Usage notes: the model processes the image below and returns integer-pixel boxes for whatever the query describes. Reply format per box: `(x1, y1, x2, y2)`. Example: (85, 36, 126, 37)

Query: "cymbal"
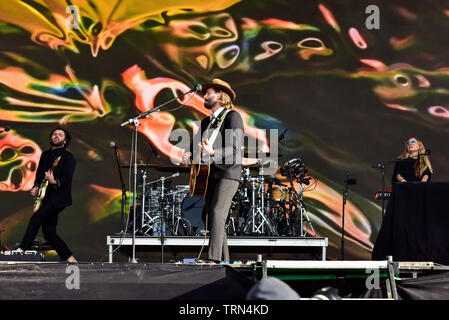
(120, 163, 190, 172)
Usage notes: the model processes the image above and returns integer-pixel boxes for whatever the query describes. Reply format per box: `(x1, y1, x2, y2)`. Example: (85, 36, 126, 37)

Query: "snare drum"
(271, 187, 289, 201)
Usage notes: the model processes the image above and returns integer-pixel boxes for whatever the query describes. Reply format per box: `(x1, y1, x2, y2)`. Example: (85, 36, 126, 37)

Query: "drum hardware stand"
(226, 216, 236, 235)
(168, 187, 192, 236)
(167, 187, 187, 235)
(286, 171, 316, 237)
(297, 184, 316, 237)
(120, 85, 200, 263)
(173, 215, 192, 236)
(139, 170, 158, 236)
(248, 162, 275, 235)
(225, 204, 237, 235)
(265, 182, 272, 219)
(235, 167, 250, 235)
(159, 176, 166, 264)
(168, 191, 176, 232)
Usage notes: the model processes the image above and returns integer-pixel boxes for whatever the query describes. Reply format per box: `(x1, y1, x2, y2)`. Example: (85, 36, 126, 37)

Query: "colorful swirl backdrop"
(1, 0, 448, 261)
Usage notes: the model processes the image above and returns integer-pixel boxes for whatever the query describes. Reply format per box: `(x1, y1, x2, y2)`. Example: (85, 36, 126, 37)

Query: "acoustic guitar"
(189, 155, 210, 198)
(188, 109, 230, 198)
(32, 156, 61, 213)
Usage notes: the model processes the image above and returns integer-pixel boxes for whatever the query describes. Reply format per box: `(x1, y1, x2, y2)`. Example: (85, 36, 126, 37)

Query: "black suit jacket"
(34, 148, 76, 208)
(191, 109, 244, 182)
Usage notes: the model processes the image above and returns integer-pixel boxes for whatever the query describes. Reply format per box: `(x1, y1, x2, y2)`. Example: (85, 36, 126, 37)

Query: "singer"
(392, 137, 433, 183)
(182, 79, 243, 263)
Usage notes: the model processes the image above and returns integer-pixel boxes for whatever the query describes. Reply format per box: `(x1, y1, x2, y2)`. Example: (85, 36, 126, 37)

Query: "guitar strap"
(207, 109, 231, 147)
(196, 109, 230, 164)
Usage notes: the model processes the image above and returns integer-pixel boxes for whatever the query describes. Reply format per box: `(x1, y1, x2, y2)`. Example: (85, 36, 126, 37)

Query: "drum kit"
(123, 157, 316, 238)
(231, 158, 316, 237)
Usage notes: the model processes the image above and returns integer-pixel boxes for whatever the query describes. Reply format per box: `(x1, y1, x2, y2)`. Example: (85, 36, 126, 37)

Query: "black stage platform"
(0, 262, 254, 300)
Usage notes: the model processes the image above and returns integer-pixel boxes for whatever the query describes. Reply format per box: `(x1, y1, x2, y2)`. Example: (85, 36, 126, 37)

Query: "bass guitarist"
(182, 79, 243, 263)
(15, 127, 77, 263)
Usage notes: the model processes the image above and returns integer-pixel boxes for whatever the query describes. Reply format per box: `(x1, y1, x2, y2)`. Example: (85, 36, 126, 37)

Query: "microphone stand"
(341, 174, 356, 260)
(380, 163, 387, 218)
(120, 88, 198, 263)
(112, 146, 127, 233)
(372, 159, 396, 218)
(341, 177, 349, 261)
(286, 170, 298, 236)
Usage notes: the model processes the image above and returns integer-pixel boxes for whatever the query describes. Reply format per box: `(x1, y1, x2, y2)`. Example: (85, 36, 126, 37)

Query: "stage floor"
(106, 235, 328, 263)
(1, 260, 448, 300)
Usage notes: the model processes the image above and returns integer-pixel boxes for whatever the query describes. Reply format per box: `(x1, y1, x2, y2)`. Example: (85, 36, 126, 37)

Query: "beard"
(50, 139, 65, 147)
(204, 98, 216, 109)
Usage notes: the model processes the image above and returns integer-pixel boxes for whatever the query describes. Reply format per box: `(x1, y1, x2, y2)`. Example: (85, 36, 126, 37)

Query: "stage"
(1, 259, 449, 300)
(106, 235, 328, 263)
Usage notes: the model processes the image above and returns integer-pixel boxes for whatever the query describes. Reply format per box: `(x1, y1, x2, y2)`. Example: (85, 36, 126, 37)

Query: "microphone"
(110, 141, 118, 151)
(416, 149, 431, 158)
(188, 84, 202, 93)
(279, 128, 288, 141)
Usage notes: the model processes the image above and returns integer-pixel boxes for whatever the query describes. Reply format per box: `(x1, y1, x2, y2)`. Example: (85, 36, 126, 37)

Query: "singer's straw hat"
(201, 78, 236, 102)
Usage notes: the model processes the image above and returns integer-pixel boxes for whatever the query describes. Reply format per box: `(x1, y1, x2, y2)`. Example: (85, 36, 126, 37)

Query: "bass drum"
(181, 195, 206, 236)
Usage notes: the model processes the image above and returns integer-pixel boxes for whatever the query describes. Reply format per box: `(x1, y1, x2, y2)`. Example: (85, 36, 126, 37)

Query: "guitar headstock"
(52, 156, 61, 168)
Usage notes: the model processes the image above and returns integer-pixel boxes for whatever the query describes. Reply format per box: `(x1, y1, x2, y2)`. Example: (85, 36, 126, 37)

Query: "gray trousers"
(204, 178, 239, 262)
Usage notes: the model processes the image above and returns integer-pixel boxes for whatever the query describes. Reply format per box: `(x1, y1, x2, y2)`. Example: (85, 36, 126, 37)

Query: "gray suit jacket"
(191, 109, 244, 182)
